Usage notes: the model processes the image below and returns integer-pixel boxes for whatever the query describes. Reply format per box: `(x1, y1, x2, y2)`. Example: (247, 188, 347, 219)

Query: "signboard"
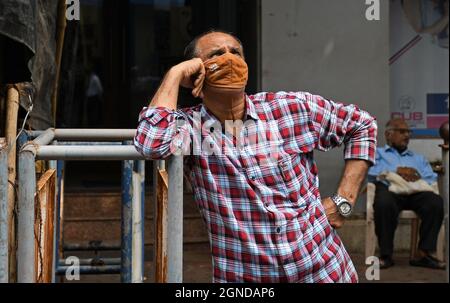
(390, 0, 449, 137)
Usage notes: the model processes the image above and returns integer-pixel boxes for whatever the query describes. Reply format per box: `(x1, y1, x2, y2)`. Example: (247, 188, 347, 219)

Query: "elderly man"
(135, 30, 377, 283)
(368, 118, 444, 269)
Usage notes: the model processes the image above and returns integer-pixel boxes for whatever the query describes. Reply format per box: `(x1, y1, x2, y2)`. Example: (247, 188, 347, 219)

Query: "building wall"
(261, 0, 390, 212)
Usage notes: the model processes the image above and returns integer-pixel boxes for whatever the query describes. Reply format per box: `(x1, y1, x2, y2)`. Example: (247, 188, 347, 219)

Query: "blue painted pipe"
(54, 160, 64, 283)
(121, 156, 133, 283)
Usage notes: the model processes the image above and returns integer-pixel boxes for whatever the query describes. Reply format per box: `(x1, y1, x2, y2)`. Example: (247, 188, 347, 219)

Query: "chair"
(365, 182, 445, 261)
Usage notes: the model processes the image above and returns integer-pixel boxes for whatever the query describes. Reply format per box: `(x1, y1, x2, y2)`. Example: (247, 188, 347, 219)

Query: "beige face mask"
(203, 52, 249, 89)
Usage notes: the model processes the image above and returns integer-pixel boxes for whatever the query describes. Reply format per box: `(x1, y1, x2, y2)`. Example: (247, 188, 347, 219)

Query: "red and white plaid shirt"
(135, 91, 377, 283)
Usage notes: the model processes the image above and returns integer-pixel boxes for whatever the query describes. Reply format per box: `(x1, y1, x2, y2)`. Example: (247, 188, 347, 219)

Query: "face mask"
(203, 52, 248, 89)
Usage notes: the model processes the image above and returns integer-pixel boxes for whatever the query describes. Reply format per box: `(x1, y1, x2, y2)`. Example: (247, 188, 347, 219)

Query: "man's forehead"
(390, 120, 409, 129)
(197, 33, 241, 50)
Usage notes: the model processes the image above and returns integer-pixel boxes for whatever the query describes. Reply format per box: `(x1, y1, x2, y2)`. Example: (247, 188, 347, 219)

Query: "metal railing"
(1, 128, 183, 283)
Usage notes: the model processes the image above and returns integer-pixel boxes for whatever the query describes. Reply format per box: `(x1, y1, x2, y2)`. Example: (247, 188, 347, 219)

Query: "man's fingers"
(193, 73, 204, 88)
(192, 72, 205, 98)
(329, 215, 344, 229)
(177, 58, 205, 90)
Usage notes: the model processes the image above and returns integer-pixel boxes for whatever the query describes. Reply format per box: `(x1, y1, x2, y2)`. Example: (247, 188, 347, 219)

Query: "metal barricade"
(0, 129, 183, 283)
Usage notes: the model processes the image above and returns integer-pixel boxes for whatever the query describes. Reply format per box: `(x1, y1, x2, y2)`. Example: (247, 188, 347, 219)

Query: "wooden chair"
(365, 182, 445, 261)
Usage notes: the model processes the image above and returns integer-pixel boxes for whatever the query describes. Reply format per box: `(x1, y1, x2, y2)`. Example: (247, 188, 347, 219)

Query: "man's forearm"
(149, 67, 182, 110)
(337, 159, 370, 205)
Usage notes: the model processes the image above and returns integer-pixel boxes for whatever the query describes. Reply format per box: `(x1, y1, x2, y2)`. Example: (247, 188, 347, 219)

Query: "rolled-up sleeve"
(134, 106, 192, 160)
(306, 94, 378, 165)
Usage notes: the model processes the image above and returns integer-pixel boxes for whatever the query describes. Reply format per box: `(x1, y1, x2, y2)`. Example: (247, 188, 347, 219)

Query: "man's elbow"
(133, 136, 172, 160)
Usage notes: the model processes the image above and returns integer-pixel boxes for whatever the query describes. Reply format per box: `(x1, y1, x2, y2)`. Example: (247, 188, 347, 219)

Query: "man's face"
(386, 120, 412, 151)
(195, 32, 245, 63)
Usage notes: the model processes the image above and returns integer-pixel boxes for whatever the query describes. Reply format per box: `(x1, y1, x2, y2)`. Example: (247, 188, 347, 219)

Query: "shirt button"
(276, 227, 281, 234)
(264, 203, 270, 208)
(250, 175, 256, 181)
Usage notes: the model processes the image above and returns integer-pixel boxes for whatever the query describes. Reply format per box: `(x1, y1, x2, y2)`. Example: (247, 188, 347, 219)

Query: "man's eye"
(210, 51, 223, 58)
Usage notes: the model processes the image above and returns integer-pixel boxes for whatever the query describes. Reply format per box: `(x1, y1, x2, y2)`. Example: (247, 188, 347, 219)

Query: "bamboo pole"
(5, 86, 19, 282)
(52, 0, 67, 126)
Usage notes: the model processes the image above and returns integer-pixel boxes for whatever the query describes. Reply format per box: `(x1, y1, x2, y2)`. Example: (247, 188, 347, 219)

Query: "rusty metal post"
(154, 160, 168, 282)
(5, 86, 19, 282)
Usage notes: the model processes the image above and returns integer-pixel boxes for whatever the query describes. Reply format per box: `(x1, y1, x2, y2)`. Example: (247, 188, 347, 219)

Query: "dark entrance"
(59, 0, 260, 190)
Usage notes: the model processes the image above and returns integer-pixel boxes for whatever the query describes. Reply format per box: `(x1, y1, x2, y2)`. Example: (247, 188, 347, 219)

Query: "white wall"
(261, 0, 390, 212)
(409, 139, 443, 162)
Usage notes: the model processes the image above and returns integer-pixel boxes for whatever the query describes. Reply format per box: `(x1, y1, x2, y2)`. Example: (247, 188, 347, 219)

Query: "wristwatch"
(331, 194, 353, 218)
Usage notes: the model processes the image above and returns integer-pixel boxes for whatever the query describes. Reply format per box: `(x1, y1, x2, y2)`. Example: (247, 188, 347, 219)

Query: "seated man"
(368, 118, 444, 269)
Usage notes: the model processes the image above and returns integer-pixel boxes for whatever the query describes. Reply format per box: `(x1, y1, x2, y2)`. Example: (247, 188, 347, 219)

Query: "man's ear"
(385, 130, 391, 142)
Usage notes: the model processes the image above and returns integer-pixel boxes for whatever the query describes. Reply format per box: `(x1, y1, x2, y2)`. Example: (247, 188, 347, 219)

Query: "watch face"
(339, 202, 352, 216)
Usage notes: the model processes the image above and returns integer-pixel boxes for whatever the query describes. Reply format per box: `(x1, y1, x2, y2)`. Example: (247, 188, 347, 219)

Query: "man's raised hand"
(173, 58, 205, 98)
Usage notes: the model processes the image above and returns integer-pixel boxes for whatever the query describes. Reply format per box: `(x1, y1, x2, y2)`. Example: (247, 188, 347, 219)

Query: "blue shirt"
(368, 145, 437, 185)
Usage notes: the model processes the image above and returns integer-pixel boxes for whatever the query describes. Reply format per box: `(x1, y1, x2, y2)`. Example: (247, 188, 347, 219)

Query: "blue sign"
(427, 94, 449, 115)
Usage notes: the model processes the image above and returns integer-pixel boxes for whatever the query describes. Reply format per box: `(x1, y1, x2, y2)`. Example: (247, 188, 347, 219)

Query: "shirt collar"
(385, 144, 413, 156)
(200, 94, 260, 122)
(245, 95, 260, 121)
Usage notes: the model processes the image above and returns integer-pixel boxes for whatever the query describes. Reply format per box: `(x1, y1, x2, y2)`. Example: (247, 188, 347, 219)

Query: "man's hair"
(183, 29, 244, 60)
(385, 118, 407, 130)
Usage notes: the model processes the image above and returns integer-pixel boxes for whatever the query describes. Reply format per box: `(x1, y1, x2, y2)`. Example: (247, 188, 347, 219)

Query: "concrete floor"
(61, 243, 447, 283)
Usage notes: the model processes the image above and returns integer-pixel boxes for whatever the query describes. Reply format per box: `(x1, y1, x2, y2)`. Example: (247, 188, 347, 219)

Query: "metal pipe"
(121, 159, 133, 283)
(131, 160, 145, 283)
(63, 242, 121, 251)
(140, 160, 146, 282)
(36, 145, 146, 161)
(27, 129, 136, 141)
(58, 258, 121, 266)
(17, 146, 37, 282)
(54, 129, 136, 141)
(57, 142, 123, 146)
(32, 129, 55, 146)
(441, 145, 449, 283)
(56, 265, 121, 275)
(24, 130, 42, 139)
(0, 140, 8, 283)
(49, 141, 58, 284)
(152, 160, 159, 281)
(439, 122, 449, 283)
(167, 156, 183, 283)
(54, 160, 65, 283)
